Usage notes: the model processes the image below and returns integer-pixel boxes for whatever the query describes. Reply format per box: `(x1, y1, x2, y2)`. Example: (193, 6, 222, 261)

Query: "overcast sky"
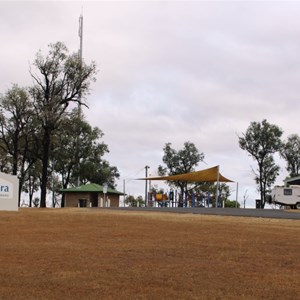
(1, 1, 300, 207)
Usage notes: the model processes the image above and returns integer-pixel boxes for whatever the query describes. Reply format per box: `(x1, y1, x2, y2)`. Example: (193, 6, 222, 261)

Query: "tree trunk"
(12, 129, 20, 176)
(177, 186, 184, 207)
(61, 194, 65, 208)
(60, 179, 69, 208)
(29, 193, 33, 207)
(259, 164, 264, 209)
(40, 129, 51, 208)
(18, 181, 22, 207)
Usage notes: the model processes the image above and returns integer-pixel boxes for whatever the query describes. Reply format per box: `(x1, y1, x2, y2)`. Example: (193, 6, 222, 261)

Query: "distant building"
(60, 183, 124, 208)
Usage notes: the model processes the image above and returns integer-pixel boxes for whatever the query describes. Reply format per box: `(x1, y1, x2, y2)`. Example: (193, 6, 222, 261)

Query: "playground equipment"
(148, 190, 216, 208)
(139, 166, 234, 208)
(154, 193, 169, 207)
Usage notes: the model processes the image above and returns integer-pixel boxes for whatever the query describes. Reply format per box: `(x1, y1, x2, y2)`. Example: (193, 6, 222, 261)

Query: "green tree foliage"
(0, 42, 120, 208)
(158, 141, 204, 206)
(0, 84, 38, 205)
(28, 42, 97, 207)
(280, 134, 300, 177)
(124, 195, 145, 207)
(225, 200, 240, 208)
(0, 142, 10, 173)
(50, 108, 119, 207)
(22, 161, 42, 207)
(254, 155, 280, 205)
(239, 119, 283, 208)
(79, 159, 119, 187)
(52, 109, 105, 186)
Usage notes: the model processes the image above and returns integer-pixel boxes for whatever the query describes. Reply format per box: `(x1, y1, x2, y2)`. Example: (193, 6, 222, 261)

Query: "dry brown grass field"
(0, 208, 299, 300)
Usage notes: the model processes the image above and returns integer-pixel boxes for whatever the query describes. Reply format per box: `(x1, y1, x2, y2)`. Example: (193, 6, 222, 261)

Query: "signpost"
(103, 183, 108, 207)
(0, 172, 19, 211)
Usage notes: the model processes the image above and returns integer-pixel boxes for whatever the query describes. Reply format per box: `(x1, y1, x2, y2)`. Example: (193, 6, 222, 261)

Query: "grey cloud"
(2, 1, 300, 206)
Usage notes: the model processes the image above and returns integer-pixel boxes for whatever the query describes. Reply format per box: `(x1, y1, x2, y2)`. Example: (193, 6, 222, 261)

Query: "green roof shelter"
(60, 183, 124, 208)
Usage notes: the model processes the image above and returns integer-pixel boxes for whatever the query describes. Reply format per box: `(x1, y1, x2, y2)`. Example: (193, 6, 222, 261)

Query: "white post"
(103, 183, 108, 207)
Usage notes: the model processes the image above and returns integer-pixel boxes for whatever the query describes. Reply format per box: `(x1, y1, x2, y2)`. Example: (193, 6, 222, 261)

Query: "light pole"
(236, 182, 239, 208)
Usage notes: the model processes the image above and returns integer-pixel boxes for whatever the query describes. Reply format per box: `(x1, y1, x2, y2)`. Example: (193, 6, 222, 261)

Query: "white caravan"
(270, 186, 300, 209)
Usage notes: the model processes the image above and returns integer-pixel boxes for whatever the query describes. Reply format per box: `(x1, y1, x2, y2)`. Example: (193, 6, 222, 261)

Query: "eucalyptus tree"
(0, 85, 31, 173)
(50, 108, 94, 191)
(78, 153, 120, 187)
(239, 119, 283, 208)
(124, 195, 145, 207)
(0, 84, 38, 205)
(0, 142, 10, 173)
(51, 109, 119, 206)
(280, 134, 300, 177)
(255, 155, 280, 206)
(22, 160, 42, 207)
(158, 141, 204, 206)
(29, 42, 97, 207)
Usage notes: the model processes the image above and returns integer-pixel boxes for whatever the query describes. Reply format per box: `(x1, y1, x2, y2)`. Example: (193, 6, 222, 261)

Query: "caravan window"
(283, 188, 292, 196)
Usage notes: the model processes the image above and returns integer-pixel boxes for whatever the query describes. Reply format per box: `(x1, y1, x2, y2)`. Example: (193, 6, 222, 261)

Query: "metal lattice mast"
(77, 13, 83, 186)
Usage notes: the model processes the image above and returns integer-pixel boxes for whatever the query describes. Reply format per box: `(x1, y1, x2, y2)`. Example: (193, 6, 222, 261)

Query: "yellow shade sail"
(138, 166, 233, 183)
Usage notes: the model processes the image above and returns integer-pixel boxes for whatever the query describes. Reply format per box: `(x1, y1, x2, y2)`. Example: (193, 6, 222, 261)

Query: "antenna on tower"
(78, 12, 83, 113)
(79, 13, 83, 64)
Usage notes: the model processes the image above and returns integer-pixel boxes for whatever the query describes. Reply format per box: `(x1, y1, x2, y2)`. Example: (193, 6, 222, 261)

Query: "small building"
(60, 183, 124, 208)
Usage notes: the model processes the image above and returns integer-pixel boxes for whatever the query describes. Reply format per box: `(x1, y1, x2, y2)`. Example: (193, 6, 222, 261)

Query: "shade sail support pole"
(216, 165, 220, 208)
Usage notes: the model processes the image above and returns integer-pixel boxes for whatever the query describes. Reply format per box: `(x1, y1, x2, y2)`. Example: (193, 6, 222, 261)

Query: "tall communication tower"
(77, 13, 83, 186)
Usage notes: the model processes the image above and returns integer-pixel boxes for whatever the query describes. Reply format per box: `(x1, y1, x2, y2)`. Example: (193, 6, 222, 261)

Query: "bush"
(225, 200, 240, 208)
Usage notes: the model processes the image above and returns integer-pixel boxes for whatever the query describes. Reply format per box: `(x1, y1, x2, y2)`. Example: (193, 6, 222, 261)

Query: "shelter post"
(145, 165, 149, 207)
(216, 165, 220, 208)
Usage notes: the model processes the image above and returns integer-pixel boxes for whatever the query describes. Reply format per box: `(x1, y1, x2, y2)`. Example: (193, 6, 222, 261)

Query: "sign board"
(0, 172, 19, 211)
(103, 183, 108, 194)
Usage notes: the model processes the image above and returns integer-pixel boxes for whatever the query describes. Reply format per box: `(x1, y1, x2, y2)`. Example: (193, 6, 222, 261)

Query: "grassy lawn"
(0, 208, 299, 299)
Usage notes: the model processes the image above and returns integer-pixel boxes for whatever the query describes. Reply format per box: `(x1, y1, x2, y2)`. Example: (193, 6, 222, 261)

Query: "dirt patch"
(0, 208, 299, 299)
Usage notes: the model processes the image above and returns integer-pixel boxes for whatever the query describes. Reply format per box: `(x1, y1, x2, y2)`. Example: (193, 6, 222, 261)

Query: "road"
(109, 207, 300, 220)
